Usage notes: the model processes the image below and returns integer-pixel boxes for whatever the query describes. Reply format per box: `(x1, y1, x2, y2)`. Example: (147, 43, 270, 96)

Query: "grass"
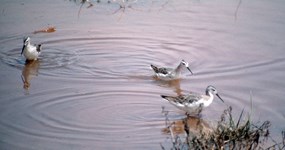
(161, 106, 285, 150)
(70, 0, 171, 20)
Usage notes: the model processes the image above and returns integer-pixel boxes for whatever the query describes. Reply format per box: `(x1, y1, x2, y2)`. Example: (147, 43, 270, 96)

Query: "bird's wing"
(162, 94, 199, 104)
(157, 67, 169, 74)
(36, 44, 41, 52)
(181, 94, 201, 104)
(151, 65, 169, 74)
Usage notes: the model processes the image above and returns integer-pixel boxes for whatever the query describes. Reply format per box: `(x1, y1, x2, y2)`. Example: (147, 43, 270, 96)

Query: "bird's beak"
(216, 94, 224, 103)
(21, 45, 25, 55)
(186, 67, 193, 75)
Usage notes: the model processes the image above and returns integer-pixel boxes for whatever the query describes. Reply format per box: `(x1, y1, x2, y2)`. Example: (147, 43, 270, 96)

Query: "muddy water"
(0, 0, 285, 149)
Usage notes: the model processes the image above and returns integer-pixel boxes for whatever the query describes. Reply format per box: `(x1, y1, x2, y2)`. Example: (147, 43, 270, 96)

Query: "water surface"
(0, 0, 285, 149)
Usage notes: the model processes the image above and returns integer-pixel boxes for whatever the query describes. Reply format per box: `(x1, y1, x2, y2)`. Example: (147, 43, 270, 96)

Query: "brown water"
(0, 0, 285, 149)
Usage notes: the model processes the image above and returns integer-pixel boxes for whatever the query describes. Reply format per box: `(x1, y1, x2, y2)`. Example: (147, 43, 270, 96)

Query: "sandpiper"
(161, 85, 224, 115)
(151, 60, 193, 80)
(21, 37, 41, 61)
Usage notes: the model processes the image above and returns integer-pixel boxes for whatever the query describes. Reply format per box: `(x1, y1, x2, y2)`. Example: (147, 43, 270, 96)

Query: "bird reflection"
(153, 77, 182, 96)
(21, 60, 40, 90)
(162, 116, 213, 137)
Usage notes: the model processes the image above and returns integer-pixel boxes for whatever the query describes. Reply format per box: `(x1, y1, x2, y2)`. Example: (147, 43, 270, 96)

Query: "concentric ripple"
(35, 34, 191, 80)
(0, 37, 78, 70)
(0, 86, 168, 149)
(1, 0, 285, 149)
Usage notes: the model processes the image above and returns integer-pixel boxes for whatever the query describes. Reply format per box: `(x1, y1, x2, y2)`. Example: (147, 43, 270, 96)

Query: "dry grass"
(162, 106, 285, 150)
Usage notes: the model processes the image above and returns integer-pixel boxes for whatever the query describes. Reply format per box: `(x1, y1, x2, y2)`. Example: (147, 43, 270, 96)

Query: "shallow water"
(0, 0, 285, 149)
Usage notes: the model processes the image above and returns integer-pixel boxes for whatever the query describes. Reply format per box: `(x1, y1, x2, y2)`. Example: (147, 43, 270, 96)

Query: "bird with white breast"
(21, 37, 42, 61)
(151, 59, 193, 80)
(161, 85, 224, 116)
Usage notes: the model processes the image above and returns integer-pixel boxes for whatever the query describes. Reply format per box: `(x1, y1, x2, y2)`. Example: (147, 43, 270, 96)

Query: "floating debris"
(33, 26, 56, 34)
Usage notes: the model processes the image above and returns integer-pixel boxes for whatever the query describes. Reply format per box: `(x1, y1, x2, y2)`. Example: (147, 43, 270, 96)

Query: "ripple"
(39, 34, 191, 80)
(0, 47, 25, 69)
(0, 33, 194, 81)
(38, 47, 78, 69)
(0, 87, 166, 148)
(1, 0, 285, 149)
(29, 90, 163, 128)
(0, 40, 78, 70)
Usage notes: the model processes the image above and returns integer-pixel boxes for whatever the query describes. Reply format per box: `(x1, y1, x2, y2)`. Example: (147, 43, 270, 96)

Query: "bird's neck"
(174, 63, 183, 73)
(204, 92, 214, 107)
(26, 44, 32, 51)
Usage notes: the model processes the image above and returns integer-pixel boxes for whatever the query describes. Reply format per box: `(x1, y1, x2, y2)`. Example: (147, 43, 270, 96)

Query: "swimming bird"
(161, 85, 224, 115)
(151, 60, 193, 80)
(21, 37, 42, 61)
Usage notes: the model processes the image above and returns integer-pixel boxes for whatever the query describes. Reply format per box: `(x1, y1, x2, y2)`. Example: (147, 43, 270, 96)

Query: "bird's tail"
(161, 95, 176, 102)
(150, 64, 159, 73)
(37, 44, 42, 52)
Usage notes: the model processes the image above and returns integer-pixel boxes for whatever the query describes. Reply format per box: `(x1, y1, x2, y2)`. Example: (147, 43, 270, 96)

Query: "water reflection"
(0, 0, 284, 149)
(153, 77, 182, 95)
(162, 116, 213, 137)
(68, 0, 169, 19)
(21, 60, 40, 90)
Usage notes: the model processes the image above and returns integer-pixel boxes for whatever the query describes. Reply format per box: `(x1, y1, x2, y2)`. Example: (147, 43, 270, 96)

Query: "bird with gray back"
(150, 60, 193, 80)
